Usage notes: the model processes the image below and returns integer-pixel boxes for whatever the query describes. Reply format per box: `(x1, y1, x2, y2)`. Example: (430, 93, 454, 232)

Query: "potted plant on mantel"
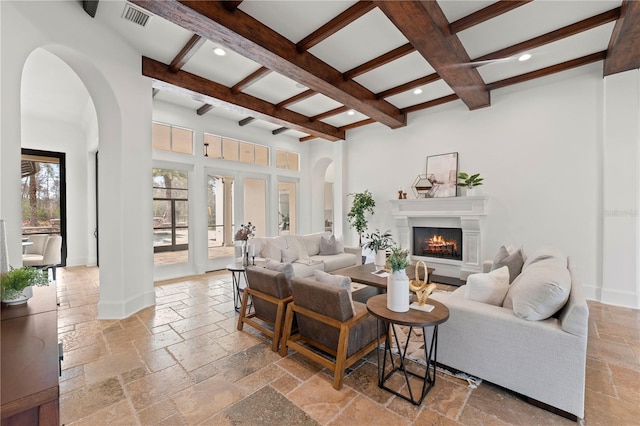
(347, 190, 376, 256)
(1, 266, 49, 305)
(457, 172, 484, 196)
(386, 245, 411, 313)
(363, 229, 394, 270)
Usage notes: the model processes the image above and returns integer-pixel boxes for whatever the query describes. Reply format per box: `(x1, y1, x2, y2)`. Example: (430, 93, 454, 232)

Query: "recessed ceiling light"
(413, 88, 423, 95)
(518, 53, 531, 62)
(347, 110, 355, 116)
(213, 47, 226, 56)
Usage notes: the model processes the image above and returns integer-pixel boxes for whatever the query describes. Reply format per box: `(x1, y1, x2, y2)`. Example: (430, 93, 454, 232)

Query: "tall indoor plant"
(347, 190, 376, 248)
(386, 245, 410, 312)
(364, 229, 394, 270)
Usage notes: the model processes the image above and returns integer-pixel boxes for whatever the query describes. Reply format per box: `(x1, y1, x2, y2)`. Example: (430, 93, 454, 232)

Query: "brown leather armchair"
(279, 276, 383, 390)
(237, 266, 293, 352)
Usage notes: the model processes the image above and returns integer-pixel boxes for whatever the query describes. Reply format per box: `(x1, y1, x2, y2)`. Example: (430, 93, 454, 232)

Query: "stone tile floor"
(56, 266, 640, 425)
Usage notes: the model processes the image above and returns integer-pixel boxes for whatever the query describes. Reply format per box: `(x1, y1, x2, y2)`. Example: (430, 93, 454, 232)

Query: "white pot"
(387, 270, 410, 312)
(374, 250, 387, 270)
(466, 187, 477, 196)
(2, 285, 33, 305)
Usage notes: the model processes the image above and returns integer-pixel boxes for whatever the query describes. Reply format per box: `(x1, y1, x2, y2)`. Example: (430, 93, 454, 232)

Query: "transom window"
(204, 133, 269, 166)
(152, 122, 193, 155)
(276, 150, 299, 171)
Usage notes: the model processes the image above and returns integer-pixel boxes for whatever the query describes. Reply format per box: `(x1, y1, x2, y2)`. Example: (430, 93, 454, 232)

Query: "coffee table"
(367, 294, 449, 405)
(333, 262, 434, 291)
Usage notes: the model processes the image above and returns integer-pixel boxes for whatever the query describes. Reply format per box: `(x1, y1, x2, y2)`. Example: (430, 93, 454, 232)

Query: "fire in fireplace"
(413, 227, 462, 261)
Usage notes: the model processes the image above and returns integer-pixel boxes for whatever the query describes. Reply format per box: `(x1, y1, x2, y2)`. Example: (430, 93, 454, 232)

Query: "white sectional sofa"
(429, 248, 589, 420)
(248, 232, 361, 277)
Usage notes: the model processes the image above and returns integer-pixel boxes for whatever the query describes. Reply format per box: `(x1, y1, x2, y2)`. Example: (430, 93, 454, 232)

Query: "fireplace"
(413, 227, 462, 261)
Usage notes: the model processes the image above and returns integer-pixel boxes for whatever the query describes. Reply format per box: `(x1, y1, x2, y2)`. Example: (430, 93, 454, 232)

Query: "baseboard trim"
(97, 290, 155, 319)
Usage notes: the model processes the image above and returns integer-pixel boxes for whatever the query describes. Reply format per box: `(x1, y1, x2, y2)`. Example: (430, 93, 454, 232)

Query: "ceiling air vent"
(121, 3, 152, 27)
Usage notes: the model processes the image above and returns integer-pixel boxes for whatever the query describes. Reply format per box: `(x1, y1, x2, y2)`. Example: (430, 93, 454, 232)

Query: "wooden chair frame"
(237, 286, 293, 352)
(279, 301, 382, 390)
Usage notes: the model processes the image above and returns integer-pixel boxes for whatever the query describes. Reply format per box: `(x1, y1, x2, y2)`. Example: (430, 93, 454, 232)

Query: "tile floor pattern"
(55, 267, 640, 425)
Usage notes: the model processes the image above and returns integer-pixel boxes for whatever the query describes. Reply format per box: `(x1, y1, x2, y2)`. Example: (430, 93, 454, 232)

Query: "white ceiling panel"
(321, 110, 369, 128)
(437, 0, 494, 23)
(353, 51, 436, 94)
(97, 0, 193, 65)
(239, 1, 357, 44)
(154, 91, 202, 110)
(249, 120, 282, 131)
(478, 23, 615, 84)
(386, 80, 455, 109)
(183, 39, 262, 88)
(309, 8, 408, 72)
(242, 72, 307, 104)
(457, 0, 622, 59)
(207, 108, 247, 123)
(286, 94, 343, 117)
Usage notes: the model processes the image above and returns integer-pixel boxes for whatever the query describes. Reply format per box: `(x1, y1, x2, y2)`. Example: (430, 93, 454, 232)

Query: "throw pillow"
(503, 258, 571, 321)
(262, 242, 283, 262)
(522, 246, 566, 270)
(281, 246, 299, 263)
(314, 269, 356, 316)
(491, 246, 525, 283)
(265, 259, 294, 281)
(465, 266, 510, 306)
(319, 234, 339, 255)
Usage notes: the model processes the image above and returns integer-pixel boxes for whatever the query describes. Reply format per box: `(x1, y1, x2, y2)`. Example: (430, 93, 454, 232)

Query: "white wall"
(330, 63, 639, 308)
(1, 0, 154, 319)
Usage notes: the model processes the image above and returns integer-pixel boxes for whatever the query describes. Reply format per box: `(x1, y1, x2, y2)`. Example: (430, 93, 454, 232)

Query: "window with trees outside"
(153, 168, 189, 266)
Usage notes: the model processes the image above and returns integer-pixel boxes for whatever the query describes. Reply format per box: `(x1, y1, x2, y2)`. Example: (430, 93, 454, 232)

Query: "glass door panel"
(243, 178, 266, 237)
(207, 175, 235, 260)
(278, 181, 296, 236)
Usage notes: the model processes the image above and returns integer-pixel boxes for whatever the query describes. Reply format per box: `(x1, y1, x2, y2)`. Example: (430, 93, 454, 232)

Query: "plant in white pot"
(457, 172, 483, 196)
(363, 229, 394, 270)
(1, 266, 49, 305)
(386, 245, 411, 312)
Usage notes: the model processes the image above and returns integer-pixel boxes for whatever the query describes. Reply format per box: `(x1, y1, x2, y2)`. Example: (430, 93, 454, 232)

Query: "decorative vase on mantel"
(387, 270, 410, 312)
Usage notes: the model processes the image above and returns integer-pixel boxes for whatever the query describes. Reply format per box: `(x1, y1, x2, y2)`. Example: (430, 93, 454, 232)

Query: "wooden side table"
(366, 294, 449, 405)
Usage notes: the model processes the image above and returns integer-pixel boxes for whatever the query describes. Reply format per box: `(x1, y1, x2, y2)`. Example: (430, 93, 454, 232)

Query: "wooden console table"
(1, 284, 59, 426)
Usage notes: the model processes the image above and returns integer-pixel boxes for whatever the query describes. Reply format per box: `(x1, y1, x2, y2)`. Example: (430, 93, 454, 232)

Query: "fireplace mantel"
(389, 196, 488, 280)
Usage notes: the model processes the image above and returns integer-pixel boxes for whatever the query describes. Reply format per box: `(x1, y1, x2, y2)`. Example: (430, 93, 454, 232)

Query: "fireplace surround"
(390, 197, 488, 280)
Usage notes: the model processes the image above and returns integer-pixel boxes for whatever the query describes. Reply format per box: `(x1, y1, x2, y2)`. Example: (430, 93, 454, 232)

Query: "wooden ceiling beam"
(231, 66, 271, 94)
(338, 118, 375, 132)
(222, 1, 243, 12)
(82, 0, 100, 18)
(272, 127, 289, 135)
(143, 57, 344, 141)
(450, 0, 532, 34)
(604, 0, 640, 76)
(276, 89, 315, 110)
(296, 1, 375, 52)
(376, 73, 441, 99)
(311, 106, 350, 122)
(400, 94, 459, 114)
(474, 8, 621, 64)
(344, 43, 415, 80)
(169, 34, 205, 72)
(487, 51, 606, 91)
(376, 1, 490, 110)
(238, 117, 255, 126)
(130, 0, 406, 129)
(197, 104, 214, 115)
(152, 88, 159, 97)
(299, 135, 317, 143)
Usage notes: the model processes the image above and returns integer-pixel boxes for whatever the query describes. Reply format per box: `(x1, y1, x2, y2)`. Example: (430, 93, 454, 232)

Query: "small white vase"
(374, 250, 387, 270)
(2, 285, 33, 305)
(387, 270, 410, 312)
(466, 187, 476, 196)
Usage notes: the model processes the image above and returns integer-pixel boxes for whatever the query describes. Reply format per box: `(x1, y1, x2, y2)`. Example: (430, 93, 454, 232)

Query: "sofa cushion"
(491, 246, 525, 283)
(291, 261, 324, 278)
(265, 260, 294, 281)
(465, 266, 510, 306)
(503, 258, 571, 321)
(261, 237, 287, 261)
(301, 232, 329, 256)
(285, 236, 310, 262)
(312, 253, 358, 272)
(320, 234, 340, 255)
(281, 246, 299, 263)
(314, 269, 356, 316)
(522, 246, 566, 270)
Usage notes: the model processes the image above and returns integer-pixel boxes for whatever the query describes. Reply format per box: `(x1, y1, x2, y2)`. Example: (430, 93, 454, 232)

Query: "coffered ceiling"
(89, 0, 639, 142)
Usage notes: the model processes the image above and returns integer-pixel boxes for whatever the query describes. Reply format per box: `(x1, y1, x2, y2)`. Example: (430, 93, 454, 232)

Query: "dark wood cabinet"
(1, 285, 59, 426)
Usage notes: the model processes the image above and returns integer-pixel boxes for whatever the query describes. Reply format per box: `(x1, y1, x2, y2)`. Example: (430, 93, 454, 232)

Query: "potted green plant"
(347, 190, 376, 248)
(1, 266, 49, 305)
(386, 245, 411, 312)
(457, 172, 484, 196)
(364, 229, 394, 269)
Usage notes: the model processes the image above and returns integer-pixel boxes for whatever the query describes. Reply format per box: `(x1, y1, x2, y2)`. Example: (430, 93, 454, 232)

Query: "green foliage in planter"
(363, 229, 394, 252)
(1, 266, 49, 300)
(457, 172, 484, 188)
(387, 245, 410, 273)
(347, 190, 376, 246)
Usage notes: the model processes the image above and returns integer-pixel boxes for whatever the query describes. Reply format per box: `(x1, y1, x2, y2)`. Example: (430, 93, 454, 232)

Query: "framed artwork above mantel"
(426, 152, 458, 198)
